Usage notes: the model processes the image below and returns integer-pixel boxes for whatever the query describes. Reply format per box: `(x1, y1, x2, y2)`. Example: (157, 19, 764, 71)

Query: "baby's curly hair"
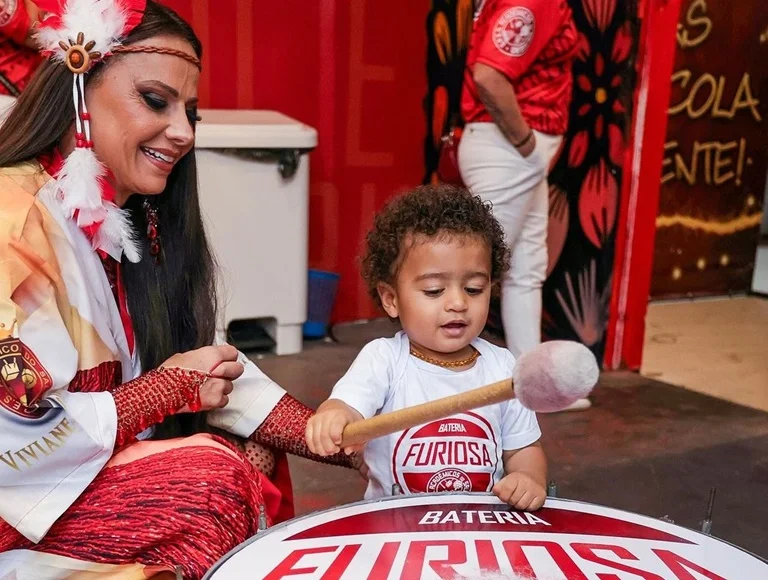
(361, 184, 510, 308)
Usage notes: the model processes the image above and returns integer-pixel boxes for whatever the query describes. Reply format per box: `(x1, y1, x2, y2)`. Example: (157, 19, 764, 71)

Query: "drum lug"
(546, 480, 557, 498)
(258, 504, 269, 532)
(659, 515, 675, 524)
(391, 483, 403, 496)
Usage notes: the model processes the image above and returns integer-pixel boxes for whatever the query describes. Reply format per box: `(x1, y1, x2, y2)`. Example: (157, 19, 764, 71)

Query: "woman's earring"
(143, 198, 161, 264)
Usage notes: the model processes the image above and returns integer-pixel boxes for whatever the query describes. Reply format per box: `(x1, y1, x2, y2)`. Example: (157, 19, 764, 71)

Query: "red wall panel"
(164, 0, 429, 321)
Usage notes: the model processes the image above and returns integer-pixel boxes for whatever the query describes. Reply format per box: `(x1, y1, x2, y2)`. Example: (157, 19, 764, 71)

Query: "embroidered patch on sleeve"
(493, 6, 536, 57)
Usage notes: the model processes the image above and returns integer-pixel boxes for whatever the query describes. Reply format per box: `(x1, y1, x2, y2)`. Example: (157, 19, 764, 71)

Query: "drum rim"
(203, 492, 768, 578)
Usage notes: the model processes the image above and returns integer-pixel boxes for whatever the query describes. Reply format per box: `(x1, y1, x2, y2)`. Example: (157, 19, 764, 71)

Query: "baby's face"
(384, 233, 492, 357)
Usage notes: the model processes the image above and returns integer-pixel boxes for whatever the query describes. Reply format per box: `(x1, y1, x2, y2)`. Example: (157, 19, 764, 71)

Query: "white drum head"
(205, 493, 767, 579)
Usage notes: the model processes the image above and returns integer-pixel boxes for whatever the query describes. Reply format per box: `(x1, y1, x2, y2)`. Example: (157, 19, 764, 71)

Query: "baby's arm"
(492, 441, 548, 511)
(306, 338, 397, 458)
(306, 399, 364, 456)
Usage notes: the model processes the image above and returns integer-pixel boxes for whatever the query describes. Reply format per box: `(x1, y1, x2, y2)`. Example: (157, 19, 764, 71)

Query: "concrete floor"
(253, 319, 768, 560)
(642, 296, 768, 412)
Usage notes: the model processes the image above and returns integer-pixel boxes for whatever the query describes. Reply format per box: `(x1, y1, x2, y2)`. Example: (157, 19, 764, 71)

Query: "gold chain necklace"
(409, 345, 480, 368)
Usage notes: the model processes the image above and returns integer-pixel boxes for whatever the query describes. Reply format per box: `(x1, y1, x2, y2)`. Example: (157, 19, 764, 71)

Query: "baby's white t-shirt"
(330, 331, 541, 500)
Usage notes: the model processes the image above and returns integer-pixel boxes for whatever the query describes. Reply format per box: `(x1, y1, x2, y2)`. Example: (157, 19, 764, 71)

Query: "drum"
(205, 493, 767, 579)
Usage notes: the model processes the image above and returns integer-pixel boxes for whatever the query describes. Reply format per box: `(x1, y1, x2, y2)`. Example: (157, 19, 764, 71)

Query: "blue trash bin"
(303, 269, 340, 338)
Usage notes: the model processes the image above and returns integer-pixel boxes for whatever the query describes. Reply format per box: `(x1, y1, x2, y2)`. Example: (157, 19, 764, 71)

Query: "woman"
(0, 1, 349, 577)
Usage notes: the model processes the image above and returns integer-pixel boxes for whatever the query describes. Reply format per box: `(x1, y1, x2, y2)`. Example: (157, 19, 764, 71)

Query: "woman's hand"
(162, 345, 244, 412)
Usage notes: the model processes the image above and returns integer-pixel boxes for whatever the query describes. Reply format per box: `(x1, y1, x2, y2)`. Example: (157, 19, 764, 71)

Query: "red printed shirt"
(0, 39, 40, 95)
(0, 0, 40, 96)
(461, 0, 578, 135)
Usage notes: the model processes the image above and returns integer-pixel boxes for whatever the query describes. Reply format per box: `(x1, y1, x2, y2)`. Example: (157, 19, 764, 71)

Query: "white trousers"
(458, 122, 562, 357)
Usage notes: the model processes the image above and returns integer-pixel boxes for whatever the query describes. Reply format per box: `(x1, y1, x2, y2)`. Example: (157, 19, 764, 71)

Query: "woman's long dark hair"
(0, 1, 215, 438)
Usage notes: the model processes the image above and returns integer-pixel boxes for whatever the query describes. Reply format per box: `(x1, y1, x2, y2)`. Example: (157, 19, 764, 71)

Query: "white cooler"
(195, 110, 317, 355)
(753, 245, 768, 295)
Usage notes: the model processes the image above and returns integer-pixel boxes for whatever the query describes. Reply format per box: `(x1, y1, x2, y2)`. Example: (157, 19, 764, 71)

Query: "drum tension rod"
(701, 486, 716, 535)
(258, 505, 269, 532)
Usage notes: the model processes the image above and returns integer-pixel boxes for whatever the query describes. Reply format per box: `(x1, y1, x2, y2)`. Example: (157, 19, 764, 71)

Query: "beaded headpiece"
(33, 0, 201, 262)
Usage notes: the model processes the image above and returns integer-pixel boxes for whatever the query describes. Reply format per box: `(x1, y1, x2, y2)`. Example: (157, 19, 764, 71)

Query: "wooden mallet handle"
(339, 378, 514, 448)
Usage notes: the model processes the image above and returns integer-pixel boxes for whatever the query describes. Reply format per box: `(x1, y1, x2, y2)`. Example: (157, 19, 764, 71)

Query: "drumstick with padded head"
(339, 340, 598, 448)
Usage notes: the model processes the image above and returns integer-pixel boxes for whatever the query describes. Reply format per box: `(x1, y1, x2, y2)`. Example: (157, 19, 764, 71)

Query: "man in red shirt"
(0, 0, 41, 117)
(459, 0, 578, 359)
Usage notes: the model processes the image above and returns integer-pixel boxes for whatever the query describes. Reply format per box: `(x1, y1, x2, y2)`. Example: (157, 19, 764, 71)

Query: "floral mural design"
(547, 183, 570, 276)
(579, 159, 619, 250)
(543, 0, 639, 361)
(424, 0, 473, 184)
(554, 259, 612, 347)
(569, 20, 632, 170)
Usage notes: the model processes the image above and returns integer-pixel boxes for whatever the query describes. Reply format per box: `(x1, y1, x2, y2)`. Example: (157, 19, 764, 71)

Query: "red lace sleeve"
(251, 393, 355, 468)
(112, 366, 208, 447)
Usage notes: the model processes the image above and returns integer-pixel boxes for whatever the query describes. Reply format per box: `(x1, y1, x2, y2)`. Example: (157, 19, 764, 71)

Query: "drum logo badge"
(426, 468, 472, 493)
(493, 7, 535, 57)
(0, 323, 52, 418)
(393, 413, 498, 494)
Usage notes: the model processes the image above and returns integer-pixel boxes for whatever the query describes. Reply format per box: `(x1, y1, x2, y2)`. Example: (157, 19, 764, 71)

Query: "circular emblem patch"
(0, 338, 52, 418)
(0, 0, 19, 28)
(426, 468, 473, 492)
(493, 6, 535, 57)
(392, 414, 498, 494)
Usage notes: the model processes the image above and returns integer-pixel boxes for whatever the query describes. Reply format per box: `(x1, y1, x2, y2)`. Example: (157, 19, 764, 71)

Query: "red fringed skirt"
(0, 434, 283, 579)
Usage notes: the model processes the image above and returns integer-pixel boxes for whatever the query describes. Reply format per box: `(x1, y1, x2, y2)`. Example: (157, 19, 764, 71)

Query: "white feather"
(36, 0, 129, 59)
(77, 206, 108, 227)
(56, 147, 105, 221)
(94, 201, 141, 263)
